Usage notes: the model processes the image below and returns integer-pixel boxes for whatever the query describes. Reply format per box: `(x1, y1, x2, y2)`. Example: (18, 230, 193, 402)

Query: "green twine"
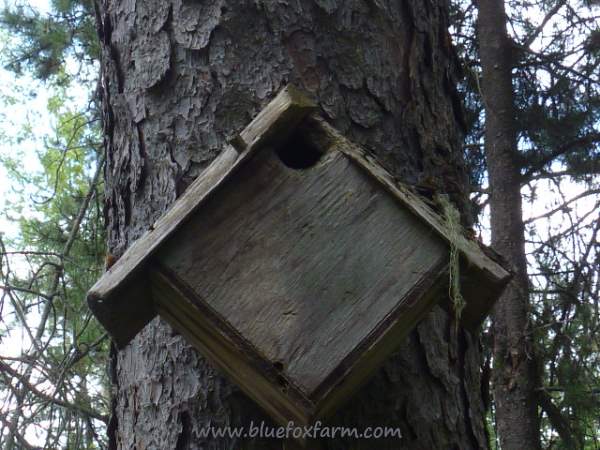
(436, 194, 466, 328)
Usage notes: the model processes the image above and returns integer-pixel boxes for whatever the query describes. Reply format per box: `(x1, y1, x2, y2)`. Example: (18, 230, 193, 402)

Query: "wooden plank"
(87, 86, 316, 344)
(157, 145, 449, 395)
(231, 85, 317, 151)
(87, 144, 238, 343)
(87, 273, 155, 349)
(314, 262, 447, 418)
(454, 265, 506, 329)
(301, 116, 511, 296)
(151, 268, 315, 426)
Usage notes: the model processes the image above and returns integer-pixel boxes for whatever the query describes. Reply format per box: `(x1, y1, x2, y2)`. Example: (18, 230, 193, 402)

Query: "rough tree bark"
(477, 1, 541, 449)
(96, 1, 489, 448)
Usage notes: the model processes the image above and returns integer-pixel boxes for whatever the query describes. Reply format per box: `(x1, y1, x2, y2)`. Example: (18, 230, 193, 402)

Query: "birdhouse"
(88, 86, 510, 428)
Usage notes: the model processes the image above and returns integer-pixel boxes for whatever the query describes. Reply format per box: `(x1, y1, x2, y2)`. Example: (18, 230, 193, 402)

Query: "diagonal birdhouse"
(88, 85, 510, 427)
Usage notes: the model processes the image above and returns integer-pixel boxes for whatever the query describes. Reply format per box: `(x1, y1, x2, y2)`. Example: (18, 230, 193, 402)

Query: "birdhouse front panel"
(154, 141, 448, 400)
(88, 85, 510, 429)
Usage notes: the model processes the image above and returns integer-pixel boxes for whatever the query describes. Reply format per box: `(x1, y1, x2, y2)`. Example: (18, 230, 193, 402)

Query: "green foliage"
(1, 0, 99, 82)
(451, 0, 600, 448)
(0, 87, 107, 448)
(0, 1, 105, 448)
(453, 0, 600, 188)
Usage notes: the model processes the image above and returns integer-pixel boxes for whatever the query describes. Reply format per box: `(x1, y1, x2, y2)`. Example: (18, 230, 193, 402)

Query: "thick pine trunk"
(97, 1, 488, 448)
(477, 1, 541, 449)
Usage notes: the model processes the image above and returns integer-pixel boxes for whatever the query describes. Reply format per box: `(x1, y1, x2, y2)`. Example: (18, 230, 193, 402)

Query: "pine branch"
(521, 0, 568, 50)
(537, 389, 580, 448)
(521, 133, 600, 181)
(0, 360, 108, 423)
(0, 411, 42, 450)
(524, 189, 600, 224)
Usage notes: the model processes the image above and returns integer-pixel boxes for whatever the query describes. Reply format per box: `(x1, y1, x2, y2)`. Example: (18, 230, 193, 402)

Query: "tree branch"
(521, 0, 568, 50)
(0, 360, 108, 423)
(521, 133, 600, 181)
(537, 389, 580, 448)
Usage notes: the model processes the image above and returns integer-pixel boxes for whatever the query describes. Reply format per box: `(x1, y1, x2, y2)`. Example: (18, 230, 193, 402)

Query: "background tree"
(0, 89, 108, 449)
(452, 0, 600, 447)
(478, 0, 541, 448)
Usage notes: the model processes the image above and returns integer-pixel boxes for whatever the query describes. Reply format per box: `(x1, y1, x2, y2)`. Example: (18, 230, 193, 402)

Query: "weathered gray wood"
(314, 263, 447, 419)
(87, 84, 512, 440)
(301, 116, 511, 328)
(89, 85, 508, 348)
(87, 274, 155, 349)
(307, 115, 510, 286)
(87, 86, 316, 345)
(87, 145, 238, 346)
(156, 146, 449, 397)
(154, 259, 449, 427)
(231, 85, 317, 151)
(89, 143, 236, 302)
(151, 268, 314, 426)
(88, 82, 510, 426)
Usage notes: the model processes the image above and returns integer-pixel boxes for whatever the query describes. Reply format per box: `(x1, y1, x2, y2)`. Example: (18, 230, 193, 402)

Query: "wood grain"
(87, 86, 316, 345)
(307, 116, 510, 284)
(89, 88, 509, 347)
(302, 115, 511, 328)
(156, 146, 449, 395)
(151, 268, 314, 426)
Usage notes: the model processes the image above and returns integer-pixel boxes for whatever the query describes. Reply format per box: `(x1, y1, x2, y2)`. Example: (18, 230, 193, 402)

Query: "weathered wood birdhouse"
(88, 86, 510, 427)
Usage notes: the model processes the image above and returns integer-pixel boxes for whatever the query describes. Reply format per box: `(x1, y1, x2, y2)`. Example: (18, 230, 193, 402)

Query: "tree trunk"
(477, 1, 541, 449)
(97, 1, 488, 448)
